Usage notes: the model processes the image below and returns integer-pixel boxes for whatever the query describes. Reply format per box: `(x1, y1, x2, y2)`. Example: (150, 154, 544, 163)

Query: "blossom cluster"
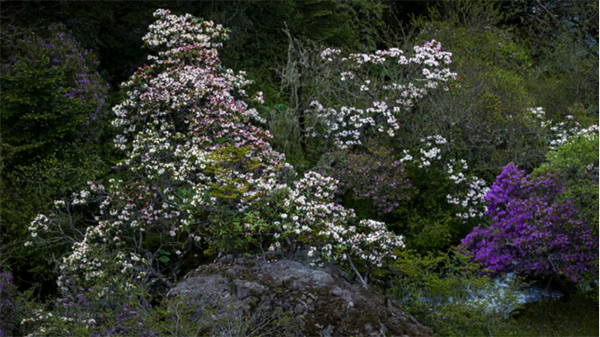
(309, 41, 457, 149)
(461, 163, 598, 282)
(445, 159, 489, 220)
(406, 136, 489, 221)
(527, 107, 599, 150)
(271, 171, 405, 269)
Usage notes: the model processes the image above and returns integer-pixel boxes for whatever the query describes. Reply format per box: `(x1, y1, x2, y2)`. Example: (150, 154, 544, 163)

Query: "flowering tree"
(307, 40, 456, 149)
(295, 39, 488, 222)
(28, 9, 404, 299)
(460, 162, 598, 282)
(28, 9, 288, 293)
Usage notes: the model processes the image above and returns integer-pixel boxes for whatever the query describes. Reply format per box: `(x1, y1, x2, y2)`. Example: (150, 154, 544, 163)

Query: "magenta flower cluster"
(461, 162, 598, 282)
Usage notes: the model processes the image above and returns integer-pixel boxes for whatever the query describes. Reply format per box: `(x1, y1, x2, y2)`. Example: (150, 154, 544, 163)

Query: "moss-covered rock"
(168, 259, 432, 336)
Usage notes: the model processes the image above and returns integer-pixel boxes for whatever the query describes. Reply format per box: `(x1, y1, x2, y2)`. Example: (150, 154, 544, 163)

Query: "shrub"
(461, 162, 598, 283)
(385, 250, 520, 337)
(0, 23, 109, 167)
(532, 135, 599, 231)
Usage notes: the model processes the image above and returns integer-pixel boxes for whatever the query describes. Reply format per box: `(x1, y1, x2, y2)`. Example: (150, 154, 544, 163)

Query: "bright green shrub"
(412, 9, 550, 178)
(385, 250, 521, 337)
(532, 135, 599, 231)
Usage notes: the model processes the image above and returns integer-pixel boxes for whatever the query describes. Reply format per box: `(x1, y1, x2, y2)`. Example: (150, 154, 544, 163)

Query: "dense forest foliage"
(1, 1, 598, 335)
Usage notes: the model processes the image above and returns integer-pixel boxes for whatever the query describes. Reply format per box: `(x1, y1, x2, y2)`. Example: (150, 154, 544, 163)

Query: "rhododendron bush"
(460, 162, 598, 282)
(27, 9, 403, 296)
(1, 23, 109, 164)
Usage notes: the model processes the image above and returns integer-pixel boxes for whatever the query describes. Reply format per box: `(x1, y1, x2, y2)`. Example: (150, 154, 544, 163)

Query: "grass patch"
(493, 292, 599, 337)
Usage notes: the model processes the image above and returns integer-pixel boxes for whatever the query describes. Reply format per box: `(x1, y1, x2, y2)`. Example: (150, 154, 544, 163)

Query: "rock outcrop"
(168, 259, 432, 336)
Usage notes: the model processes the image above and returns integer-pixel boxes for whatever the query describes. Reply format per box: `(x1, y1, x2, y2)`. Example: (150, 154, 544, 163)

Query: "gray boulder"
(168, 259, 432, 337)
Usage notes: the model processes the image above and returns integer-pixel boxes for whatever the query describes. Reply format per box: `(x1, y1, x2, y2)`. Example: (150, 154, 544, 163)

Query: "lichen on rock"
(168, 259, 432, 336)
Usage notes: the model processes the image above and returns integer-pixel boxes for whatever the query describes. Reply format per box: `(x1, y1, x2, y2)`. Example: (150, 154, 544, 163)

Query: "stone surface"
(168, 259, 432, 336)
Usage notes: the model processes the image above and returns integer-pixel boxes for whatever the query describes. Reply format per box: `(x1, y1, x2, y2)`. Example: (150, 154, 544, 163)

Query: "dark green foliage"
(0, 146, 109, 294)
(388, 162, 475, 253)
(501, 0, 598, 119)
(1, 1, 178, 87)
(0, 23, 111, 293)
(490, 292, 599, 337)
(0, 24, 109, 167)
(526, 31, 599, 120)
(412, 4, 549, 178)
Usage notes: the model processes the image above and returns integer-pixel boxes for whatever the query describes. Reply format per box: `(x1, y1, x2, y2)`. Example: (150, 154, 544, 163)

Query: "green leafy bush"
(385, 250, 521, 337)
(412, 6, 551, 178)
(532, 135, 599, 227)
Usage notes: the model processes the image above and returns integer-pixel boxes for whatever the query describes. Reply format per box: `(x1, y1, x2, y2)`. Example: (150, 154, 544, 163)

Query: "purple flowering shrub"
(331, 139, 411, 214)
(0, 23, 111, 292)
(18, 259, 158, 336)
(0, 273, 15, 337)
(461, 162, 598, 282)
(0, 23, 109, 164)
